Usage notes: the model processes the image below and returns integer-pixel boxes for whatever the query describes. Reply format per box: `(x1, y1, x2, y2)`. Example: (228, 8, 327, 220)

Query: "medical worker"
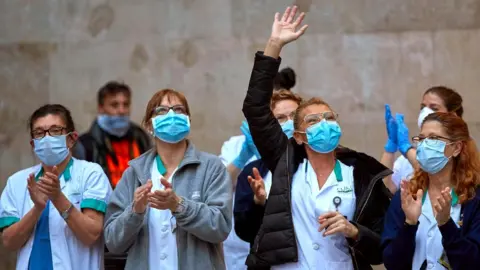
(381, 86, 464, 194)
(234, 89, 302, 245)
(104, 89, 232, 270)
(241, 6, 392, 269)
(382, 112, 480, 270)
(0, 104, 112, 270)
(221, 63, 298, 270)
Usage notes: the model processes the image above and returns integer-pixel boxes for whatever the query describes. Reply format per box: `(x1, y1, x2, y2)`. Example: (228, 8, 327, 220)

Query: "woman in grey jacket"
(103, 88, 232, 270)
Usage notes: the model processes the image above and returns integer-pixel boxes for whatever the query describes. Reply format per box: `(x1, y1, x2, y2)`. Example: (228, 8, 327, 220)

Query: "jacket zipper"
(349, 169, 392, 269)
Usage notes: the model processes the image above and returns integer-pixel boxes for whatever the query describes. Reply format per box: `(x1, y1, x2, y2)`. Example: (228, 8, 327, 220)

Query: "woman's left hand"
(318, 211, 359, 239)
(434, 187, 452, 226)
(148, 178, 181, 212)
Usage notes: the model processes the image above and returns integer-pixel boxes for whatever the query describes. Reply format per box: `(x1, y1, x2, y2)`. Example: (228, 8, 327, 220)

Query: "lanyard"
(305, 159, 344, 211)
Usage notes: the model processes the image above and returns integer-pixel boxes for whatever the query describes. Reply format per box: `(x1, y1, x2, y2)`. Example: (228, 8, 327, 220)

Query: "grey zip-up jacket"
(104, 142, 232, 270)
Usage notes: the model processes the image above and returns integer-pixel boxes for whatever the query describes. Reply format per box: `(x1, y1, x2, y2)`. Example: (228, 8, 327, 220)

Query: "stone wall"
(2, 1, 480, 268)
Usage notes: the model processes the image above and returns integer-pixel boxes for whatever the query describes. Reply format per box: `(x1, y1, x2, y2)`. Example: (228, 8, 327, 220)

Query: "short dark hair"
(97, 81, 132, 106)
(28, 104, 75, 136)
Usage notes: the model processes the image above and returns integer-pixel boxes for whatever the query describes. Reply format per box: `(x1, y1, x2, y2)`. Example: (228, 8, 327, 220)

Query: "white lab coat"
(219, 135, 255, 270)
(0, 158, 112, 270)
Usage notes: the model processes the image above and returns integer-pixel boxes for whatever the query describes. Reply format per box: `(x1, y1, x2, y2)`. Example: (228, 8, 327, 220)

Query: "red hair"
(409, 112, 480, 204)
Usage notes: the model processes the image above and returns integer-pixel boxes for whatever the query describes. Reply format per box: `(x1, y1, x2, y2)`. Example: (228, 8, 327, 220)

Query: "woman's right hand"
(269, 6, 308, 47)
(248, 168, 267, 206)
(400, 180, 423, 225)
(133, 180, 153, 214)
(27, 173, 48, 210)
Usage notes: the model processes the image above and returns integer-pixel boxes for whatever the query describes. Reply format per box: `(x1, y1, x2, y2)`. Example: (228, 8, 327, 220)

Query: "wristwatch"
(60, 203, 74, 221)
(173, 197, 186, 214)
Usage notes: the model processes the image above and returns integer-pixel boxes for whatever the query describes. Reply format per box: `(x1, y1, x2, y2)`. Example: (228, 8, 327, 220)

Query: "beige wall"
(2, 0, 480, 268)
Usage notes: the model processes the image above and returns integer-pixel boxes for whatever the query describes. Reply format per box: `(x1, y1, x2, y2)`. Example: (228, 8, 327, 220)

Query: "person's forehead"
(302, 104, 331, 115)
(160, 95, 183, 106)
(33, 114, 65, 129)
(104, 92, 130, 102)
(422, 93, 444, 107)
(420, 120, 447, 137)
(273, 100, 298, 113)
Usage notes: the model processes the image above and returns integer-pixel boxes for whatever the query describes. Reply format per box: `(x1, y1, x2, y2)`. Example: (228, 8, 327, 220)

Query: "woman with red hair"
(382, 112, 480, 270)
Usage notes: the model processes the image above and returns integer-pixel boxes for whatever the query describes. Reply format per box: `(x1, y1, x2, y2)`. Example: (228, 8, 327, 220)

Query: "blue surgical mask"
(34, 135, 70, 166)
(416, 139, 451, 174)
(97, 114, 130, 137)
(152, 110, 190, 143)
(305, 119, 342, 153)
(281, 120, 295, 138)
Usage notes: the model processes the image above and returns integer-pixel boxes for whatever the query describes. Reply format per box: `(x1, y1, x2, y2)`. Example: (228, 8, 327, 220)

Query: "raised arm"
(242, 6, 308, 172)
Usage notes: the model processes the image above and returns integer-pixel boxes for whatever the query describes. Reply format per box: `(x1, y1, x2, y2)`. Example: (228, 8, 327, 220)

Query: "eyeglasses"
(276, 112, 295, 124)
(412, 135, 452, 147)
(31, 126, 67, 139)
(153, 105, 187, 116)
(303, 112, 339, 126)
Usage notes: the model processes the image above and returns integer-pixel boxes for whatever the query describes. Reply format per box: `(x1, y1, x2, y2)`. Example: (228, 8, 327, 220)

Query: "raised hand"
(270, 6, 308, 46)
(133, 180, 153, 214)
(248, 167, 266, 206)
(27, 173, 48, 210)
(37, 166, 61, 200)
(434, 187, 452, 226)
(396, 114, 412, 156)
(148, 178, 181, 212)
(384, 104, 398, 153)
(400, 180, 423, 225)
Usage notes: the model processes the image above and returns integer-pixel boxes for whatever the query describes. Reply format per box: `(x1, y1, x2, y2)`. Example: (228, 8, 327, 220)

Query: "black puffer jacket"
(241, 52, 392, 270)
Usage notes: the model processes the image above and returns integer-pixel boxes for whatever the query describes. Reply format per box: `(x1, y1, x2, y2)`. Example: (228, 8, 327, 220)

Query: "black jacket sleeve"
(242, 52, 288, 173)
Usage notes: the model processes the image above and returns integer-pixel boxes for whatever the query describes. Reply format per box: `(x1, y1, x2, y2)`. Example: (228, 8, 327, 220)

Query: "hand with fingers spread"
(318, 212, 358, 239)
(400, 180, 423, 225)
(133, 180, 153, 214)
(270, 6, 308, 47)
(27, 173, 48, 210)
(434, 187, 452, 226)
(248, 167, 267, 206)
(37, 166, 61, 200)
(148, 178, 181, 212)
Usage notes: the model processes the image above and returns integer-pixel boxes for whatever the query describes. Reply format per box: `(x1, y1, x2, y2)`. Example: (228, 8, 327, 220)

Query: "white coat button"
(160, 253, 167, 260)
(428, 232, 433, 237)
(162, 225, 168, 232)
(428, 263, 434, 269)
(312, 243, 320, 250)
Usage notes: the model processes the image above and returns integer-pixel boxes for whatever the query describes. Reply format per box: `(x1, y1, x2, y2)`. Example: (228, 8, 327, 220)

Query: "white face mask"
(417, 107, 435, 129)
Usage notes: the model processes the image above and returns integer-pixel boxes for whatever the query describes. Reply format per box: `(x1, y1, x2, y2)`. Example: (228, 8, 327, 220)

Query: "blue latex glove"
(232, 121, 258, 168)
(384, 104, 398, 153)
(232, 140, 255, 169)
(396, 113, 412, 156)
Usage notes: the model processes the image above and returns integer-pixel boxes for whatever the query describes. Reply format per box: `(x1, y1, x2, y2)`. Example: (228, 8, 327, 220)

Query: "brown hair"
(424, 86, 463, 118)
(270, 90, 303, 110)
(142, 89, 191, 127)
(409, 112, 480, 204)
(293, 97, 332, 130)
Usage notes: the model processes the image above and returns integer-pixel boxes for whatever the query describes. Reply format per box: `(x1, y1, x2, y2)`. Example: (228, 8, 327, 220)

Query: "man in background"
(77, 81, 151, 188)
(75, 81, 151, 270)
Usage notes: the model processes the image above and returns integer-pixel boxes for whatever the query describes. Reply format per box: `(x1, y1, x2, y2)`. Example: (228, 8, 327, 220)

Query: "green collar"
(155, 155, 167, 175)
(422, 188, 459, 206)
(35, 158, 73, 181)
(306, 160, 343, 182)
(333, 160, 343, 182)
